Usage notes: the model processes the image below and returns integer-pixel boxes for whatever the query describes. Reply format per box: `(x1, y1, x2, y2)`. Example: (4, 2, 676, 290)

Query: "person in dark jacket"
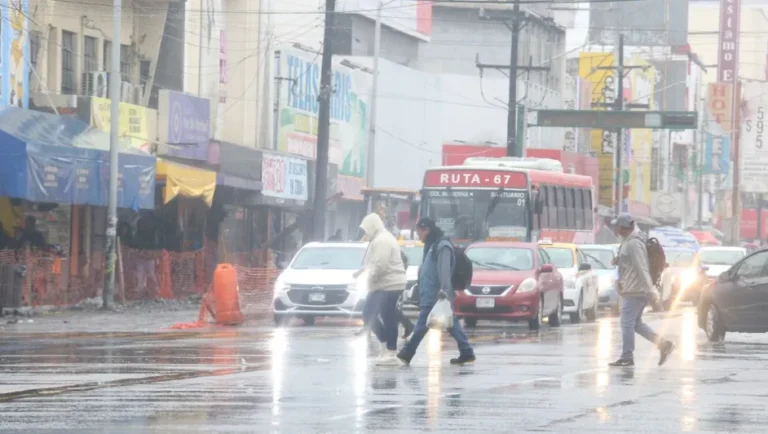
(397, 217, 475, 366)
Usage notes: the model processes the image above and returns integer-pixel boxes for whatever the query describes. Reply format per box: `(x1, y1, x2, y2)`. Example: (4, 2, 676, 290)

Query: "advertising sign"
(0, 0, 29, 108)
(589, 0, 688, 47)
(740, 81, 768, 193)
(579, 52, 616, 208)
(718, 0, 741, 82)
(276, 46, 372, 179)
(262, 153, 309, 201)
(90, 97, 150, 153)
(703, 83, 732, 177)
(339, 0, 432, 41)
(159, 90, 210, 145)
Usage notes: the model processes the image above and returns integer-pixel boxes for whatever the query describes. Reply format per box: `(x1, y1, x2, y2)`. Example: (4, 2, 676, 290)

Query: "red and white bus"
(421, 157, 595, 245)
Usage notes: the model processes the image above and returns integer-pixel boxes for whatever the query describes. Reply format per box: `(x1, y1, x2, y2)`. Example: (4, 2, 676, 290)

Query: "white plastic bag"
(427, 299, 454, 330)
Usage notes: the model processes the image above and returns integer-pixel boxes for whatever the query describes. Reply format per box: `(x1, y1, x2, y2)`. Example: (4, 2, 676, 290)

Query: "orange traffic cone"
(212, 264, 243, 325)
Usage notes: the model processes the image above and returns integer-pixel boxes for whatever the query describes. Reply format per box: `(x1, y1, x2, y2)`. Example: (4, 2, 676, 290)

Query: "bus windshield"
(422, 189, 529, 241)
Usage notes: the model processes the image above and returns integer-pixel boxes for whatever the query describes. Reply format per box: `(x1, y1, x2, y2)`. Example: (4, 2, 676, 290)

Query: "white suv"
(273, 242, 369, 326)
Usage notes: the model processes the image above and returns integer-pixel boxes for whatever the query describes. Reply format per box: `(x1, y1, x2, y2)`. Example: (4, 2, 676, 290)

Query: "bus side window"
(546, 185, 556, 229)
(556, 186, 566, 229)
(565, 187, 575, 229)
(584, 190, 594, 229)
(575, 188, 584, 229)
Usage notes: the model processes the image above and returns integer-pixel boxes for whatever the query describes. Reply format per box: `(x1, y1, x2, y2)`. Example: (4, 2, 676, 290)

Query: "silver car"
(580, 244, 619, 315)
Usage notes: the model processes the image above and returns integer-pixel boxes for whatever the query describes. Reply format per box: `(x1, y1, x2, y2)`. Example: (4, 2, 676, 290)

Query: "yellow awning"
(156, 160, 216, 206)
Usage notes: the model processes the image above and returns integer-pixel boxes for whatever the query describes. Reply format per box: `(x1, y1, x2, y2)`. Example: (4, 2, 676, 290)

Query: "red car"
(454, 241, 564, 331)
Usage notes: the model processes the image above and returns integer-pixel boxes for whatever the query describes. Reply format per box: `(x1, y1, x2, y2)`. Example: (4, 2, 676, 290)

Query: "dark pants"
(363, 291, 413, 334)
(366, 290, 403, 350)
(400, 305, 474, 358)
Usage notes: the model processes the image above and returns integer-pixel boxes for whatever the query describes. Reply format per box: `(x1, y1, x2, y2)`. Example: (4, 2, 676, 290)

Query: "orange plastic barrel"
(212, 263, 243, 325)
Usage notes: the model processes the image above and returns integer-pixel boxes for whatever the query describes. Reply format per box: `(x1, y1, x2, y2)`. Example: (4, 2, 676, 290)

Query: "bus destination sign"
(424, 170, 528, 188)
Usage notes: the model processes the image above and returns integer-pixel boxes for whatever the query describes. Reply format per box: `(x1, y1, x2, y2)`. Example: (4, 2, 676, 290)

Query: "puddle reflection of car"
(539, 241, 599, 323)
(454, 241, 564, 331)
(399, 241, 423, 317)
(580, 244, 619, 315)
(698, 248, 768, 342)
(272, 242, 369, 326)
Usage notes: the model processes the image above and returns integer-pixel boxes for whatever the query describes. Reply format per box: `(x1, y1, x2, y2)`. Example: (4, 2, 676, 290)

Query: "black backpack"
(646, 237, 666, 286)
(431, 239, 473, 291)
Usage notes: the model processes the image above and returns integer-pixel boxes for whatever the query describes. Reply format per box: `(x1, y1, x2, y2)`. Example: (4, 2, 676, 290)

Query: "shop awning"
(0, 107, 155, 209)
(156, 159, 216, 206)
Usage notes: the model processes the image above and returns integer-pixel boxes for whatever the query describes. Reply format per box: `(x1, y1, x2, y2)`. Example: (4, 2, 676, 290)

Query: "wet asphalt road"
(1, 308, 767, 433)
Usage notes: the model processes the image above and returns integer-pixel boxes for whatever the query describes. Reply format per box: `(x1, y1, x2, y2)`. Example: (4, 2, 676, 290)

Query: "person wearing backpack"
(397, 217, 475, 366)
(610, 213, 675, 368)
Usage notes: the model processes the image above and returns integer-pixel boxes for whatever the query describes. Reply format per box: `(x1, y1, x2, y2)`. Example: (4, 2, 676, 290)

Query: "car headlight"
(598, 275, 616, 289)
(517, 278, 537, 293)
(679, 269, 698, 290)
(273, 279, 287, 299)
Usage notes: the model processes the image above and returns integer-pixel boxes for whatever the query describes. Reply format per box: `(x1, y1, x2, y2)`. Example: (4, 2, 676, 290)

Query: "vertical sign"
(717, 0, 741, 82)
(704, 83, 732, 176)
(740, 82, 768, 193)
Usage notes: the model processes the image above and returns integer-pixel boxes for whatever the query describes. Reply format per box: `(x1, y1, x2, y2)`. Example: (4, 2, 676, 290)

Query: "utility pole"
(697, 105, 704, 226)
(506, 0, 521, 157)
(312, 0, 335, 240)
(103, 0, 122, 309)
(198, 0, 204, 96)
(614, 34, 625, 216)
(476, 3, 550, 157)
(367, 0, 382, 190)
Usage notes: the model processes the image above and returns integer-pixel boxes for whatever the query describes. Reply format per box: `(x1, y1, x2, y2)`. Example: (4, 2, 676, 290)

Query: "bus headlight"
(517, 278, 537, 293)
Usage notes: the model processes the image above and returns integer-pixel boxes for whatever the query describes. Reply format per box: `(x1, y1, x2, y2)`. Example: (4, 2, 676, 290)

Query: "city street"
(1, 308, 766, 433)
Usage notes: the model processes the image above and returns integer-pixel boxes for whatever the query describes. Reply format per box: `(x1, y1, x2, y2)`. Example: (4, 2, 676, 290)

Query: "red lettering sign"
(718, 0, 741, 82)
(424, 170, 528, 188)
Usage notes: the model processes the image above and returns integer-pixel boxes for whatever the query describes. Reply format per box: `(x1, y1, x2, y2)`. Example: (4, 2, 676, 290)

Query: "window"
(565, 188, 575, 229)
(61, 30, 76, 94)
(546, 185, 556, 229)
(575, 188, 584, 229)
(538, 249, 552, 266)
(120, 44, 131, 80)
(83, 36, 98, 73)
(556, 187, 566, 228)
(103, 40, 111, 70)
(651, 147, 660, 191)
(539, 186, 549, 228)
(735, 251, 768, 279)
(584, 190, 593, 229)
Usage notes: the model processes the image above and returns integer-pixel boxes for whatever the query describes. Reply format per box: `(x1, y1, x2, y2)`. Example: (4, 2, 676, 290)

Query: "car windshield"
(465, 247, 534, 271)
(422, 189, 529, 241)
(401, 246, 423, 267)
(290, 246, 366, 270)
(542, 247, 575, 269)
(665, 250, 695, 267)
(582, 248, 614, 269)
(699, 249, 746, 266)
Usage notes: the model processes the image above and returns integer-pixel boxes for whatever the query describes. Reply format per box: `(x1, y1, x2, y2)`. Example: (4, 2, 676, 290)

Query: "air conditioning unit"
(80, 71, 144, 105)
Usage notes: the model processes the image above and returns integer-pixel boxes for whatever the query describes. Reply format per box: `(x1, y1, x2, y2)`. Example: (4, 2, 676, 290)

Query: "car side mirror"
(578, 263, 592, 272)
(539, 264, 554, 274)
(718, 271, 730, 284)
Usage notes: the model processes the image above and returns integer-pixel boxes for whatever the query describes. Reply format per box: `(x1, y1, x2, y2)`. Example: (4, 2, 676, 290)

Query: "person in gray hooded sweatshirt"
(610, 213, 675, 367)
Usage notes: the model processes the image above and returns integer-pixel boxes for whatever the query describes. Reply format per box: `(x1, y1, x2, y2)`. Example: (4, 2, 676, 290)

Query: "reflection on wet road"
(2, 309, 768, 432)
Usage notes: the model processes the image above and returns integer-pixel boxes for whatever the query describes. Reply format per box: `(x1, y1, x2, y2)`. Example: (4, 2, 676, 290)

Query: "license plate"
(476, 298, 495, 308)
(309, 293, 325, 302)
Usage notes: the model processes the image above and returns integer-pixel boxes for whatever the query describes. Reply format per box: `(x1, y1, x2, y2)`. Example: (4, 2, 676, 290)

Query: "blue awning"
(0, 107, 155, 209)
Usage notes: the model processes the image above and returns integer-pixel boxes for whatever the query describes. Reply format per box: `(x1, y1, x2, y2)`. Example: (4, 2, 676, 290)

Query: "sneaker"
(608, 358, 634, 367)
(396, 350, 413, 366)
(658, 341, 675, 366)
(354, 327, 368, 337)
(375, 350, 402, 366)
(450, 354, 476, 365)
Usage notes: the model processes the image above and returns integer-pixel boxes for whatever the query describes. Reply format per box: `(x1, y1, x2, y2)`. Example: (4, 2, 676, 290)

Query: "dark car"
(453, 241, 564, 330)
(698, 248, 768, 342)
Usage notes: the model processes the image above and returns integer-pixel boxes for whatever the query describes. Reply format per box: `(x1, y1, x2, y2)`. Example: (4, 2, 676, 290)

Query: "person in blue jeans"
(609, 213, 675, 367)
(397, 218, 475, 366)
